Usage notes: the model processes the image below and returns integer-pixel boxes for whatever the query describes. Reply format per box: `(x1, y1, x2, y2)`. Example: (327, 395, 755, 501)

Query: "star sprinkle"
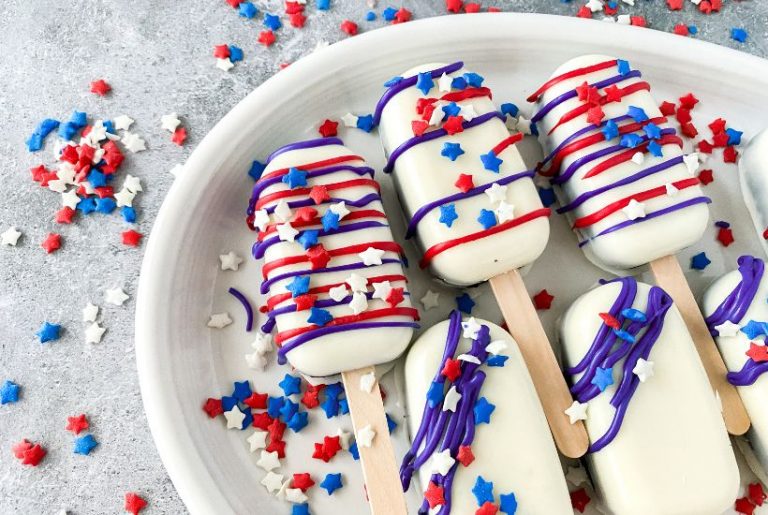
(570, 488, 591, 513)
(472, 476, 495, 505)
(420, 290, 440, 310)
(746, 342, 768, 363)
(207, 312, 232, 329)
(367, 281, 391, 302)
(340, 113, 358, 127)
(307, 307, 333, 326)
(484, 182, 507, 203)
(276, 223, 299, 242)
(439, 204, 458, 228)
(621, 199, 646, 220)
(90, 79, 111, 96)
(356, 424, 375, 448)
(742, 320, 768, 340)
(714, 320, 741, 337)
(690, 252, 711, 270)
(41, 233, 62, 253)
(261, 471, 284, 493)
(219, 251, 243, 271)
(749, 483, 766, 506)
(592, 367, 614, 391)
(416, 72, 434, 95)
(320, 473, 343, 495)
(224, 406, 246, 429)
(429, 449, 456, 476)
(285, 489, 308, 504)
(480, 151, 503, 172)
(326, 284, 348, 302)
(454, 173, 474, 193)
(735, 497, 757, 515)
(533, 289, 554, 310)
(359, 247, 385, 266)
(73, 434, 98, 456)
(456, 292, 475, 314)
(66, 414, 89, 434)
(1, 227, 21, 246)
(13, 439, 46, 466)
(565, 465, 589, 487)
(0, 380, 20, 404)
(345, 273, 367, 292)
(477, 209, 497, 230)
(121, 230, 143, 247)
(441, 142, 464, 161)
(124, 493, 147, 515)
(443, 386, 462, 412)
(473, 397, 495, 424)
(318, 119, 338, 137)
(121, 132, 146, 153)
(85, 322, 106, 344)
(105, 287, 129, 306)
(499, 492, 517, 514)
(461, 317, 482, 339)
(257, 450, 281, 471)
(632, 358, 655, 382)
(37, 322, 61, 343)
(564, 400, 588, 424)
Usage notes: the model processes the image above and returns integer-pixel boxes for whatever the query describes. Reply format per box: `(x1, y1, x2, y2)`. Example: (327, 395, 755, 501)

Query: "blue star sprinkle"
(538, 186, 556, 207)
(286, 275, 310, 297)
(73, 434, 99, 456)
(627, 105, 648, 122)
(297, 230, 319, 250)
(643, 123, 662, 139)
(37, 322, 61, 344)
(339, 398, 349, 415)
(487, 355, 509, 367)
(690, 252, 711, 271)
(441, 142, 464, 161)
(383, 76, 402, 87)
(0, 380, 20, 404)
(263, 13, 281, 30)
(228, 45, 244, 63)
(232, 380, 252, 401)
(500, 103, 519, 118)
(386, 413, 397, 433)
(95, 197, 116, 214)
(282, 167, 308, 189)
(292, 504, 309, 515)
(592, 367, 614, 392)
(463, 72, 484, 87)
(382, 6, 397, 21)
(308, 307, 333, 326)
(450, 76, 467, 90)
(416, 72, 434, 95)
(439, 204, 458, 228)
(477, 209, 497, 230)
(612, 329, 636, 343)
(455, 293, 475, 314)
(238, 1, 258, 18)
(647, 140, 663, 157)
(121, 206, 136, 223)
(70, 111, 87, 127)
(321, 397, 340, 418)
(480, 151, 503, 173)
(356, 114, 374, 133)
(473, 397, 495, 424)
(320, 473, 343, 495)
(621, 308, 647, 322)
(58, 121, 79, 140)
(221, 395, 238, 412)
(349, 441, 360, 460)
(77, 197, 97, 215)
(689, 25, 698, 35)
(280, 399, 299, 421)
(620, 134, 643, 149)
(87, 170, 107, 188)
(267, 396, 285, 418)
(321, 210, 340, 231)
(249, 160, 266, 181)
(617, 59, 631, 76)
(602, 120, 620, 140)
(316, 0, 330, 10)
(240, 409, 253, 429)
(472, 476, 495, 506)
(731, 28, 748, 43)
(325, 383, 344, 398)
(500, 492, 518, 514)
(741, 320, 768, 340)
(726, 128, 743, 146)
(426, 381, 444, 408)
(365, 11, 376, 21)
(279, 374, 302, 396)
(442, 102, 461, 119)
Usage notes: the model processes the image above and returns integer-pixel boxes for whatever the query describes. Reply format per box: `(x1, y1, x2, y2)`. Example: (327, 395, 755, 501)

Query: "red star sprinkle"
(266, 437, 286, 458)
(603, 3, 618, 15)
(294, 207, 318, 222)
(698, 169, 714, 185)
(599, 312, 621, 329)
(244, 392, 268, 409)
(289, 12, 307, 28)
(411, 120, 429, 136)
(577, 5, 592, 18)
(680, 122, 698, 139)
(258, 30, 276, 46)
(122, 230, 143, 247)
(225, 0, 242, 7)
(285, 1, 304, 14)
(172, 127, 187, 146)
(302, 389, 320, 409)
(630, 16, 647, 27)
(90, 79, 112, 96)
(750, 483, 767, 506)
(735, 497, 756, 515)
(309, 185, 330, 204)
(66, 414, 90, 434)
(679, 92, 699, 109)
(441, 358, 462, 382)
(604, 84, 622, 103)
(570, 488, 591, 513)
(746, 342, 768, 363)
(724, 146, 739, 163)
(124, 492, 148, 515)
(424, 481, 445, 508)
(41, 233, 62, 254)
(318, 119, 338, 137)
(455, 173, 474, 193)
(213, 45, 230, 59)
(487, 6, 500, 12)
(763, 227, 768, 240)
(340, 20, 358, 35)
(586, 105, 604, 126)
(476, 502, 499, 515)
(13, 439, 46, 466)
(659, 101, 676, 116)
(456, 445, 475, 466)
(30, 165, 49, 182)
(464, 2, 480, 12)
(708, 118, 727, 135)
(699, 0, 713, 14)
(267, 419, 286, 442)
(717, 227, 734, 247)
(202, 398, 224, 418)
(393, 7, 412, 23)
(55, 206, 76, 224)
(386, 287, 405, 308)
(12, 440, 32, 459)
(533, 289, 554, 310)
(294, 294, 317, 311)
(292, 473, 315, 492)
(252, 412, 274, 430)
(676, 107, 692, 125)
(307, 245, 330, 269)
(575, 82, 592, 101)
(313, 435, 342, 462)
(712, 132, 730, 148)
(697, 140, 714, 154)
(94, 186, 114, 198)
(443, 116, 464, 135)
(446, 0, 463, 13)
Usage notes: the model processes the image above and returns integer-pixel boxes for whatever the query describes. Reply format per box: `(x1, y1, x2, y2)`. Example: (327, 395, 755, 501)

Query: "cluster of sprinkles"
(401, 311, 518, 514)
(735, 482, 767, 515)
(564, 277, 672, 453)
(705, 255, 768, 386)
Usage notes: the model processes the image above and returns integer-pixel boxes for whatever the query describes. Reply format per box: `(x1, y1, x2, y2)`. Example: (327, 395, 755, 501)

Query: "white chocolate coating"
(535, 54, 709, 270)
(254, 142, 416, 377)
(559, 280, 738, 515)
(702, 264, 768, 474)
(739, 128, 768, 257)
(379, 63, 549, 286)
(404, 318, 572, 514)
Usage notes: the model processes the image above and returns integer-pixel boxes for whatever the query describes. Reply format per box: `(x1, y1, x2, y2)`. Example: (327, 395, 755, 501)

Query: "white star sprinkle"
(219, 251, 243, 271)
(207, 312, 232, 329)
(621, 199, 646, 220)
(329, 285, 349, 302)
(253, 209, 271, 231)
(105, 287, 129, 306)
(216, 58, 234, 71)
(85, 322, 106, 344)
(356, 424, 376, 448)
(245, 352, 267, 370)
(565, 465, 589, 486)
(428, 105, 444, 126)
(336, 428, 353, 450)
(484, 182, 508, 203)
(665, 183, 679, 197)
(632, 358, 655, 382)
(82, 303, 99, 322)
(113, 114, 134, 131)
(252, 332, 273, 354)
(495, 201, 515, 223)
(564, 400, 588, 424)
(261, 471, 284, 493)
(329, 201, 350, 220)
(224, 406, 246, 429)
(274, 199, 293, 223)
(631, 151, 645, 165)
(48, 179, 67, 193)
(486, 340, 509, 355)
(359, 371, 376, 393)
(62, 189, 81, 209)
(586, 0, 604, 12)
(256, 450, 281, 472)
(57, 163, 76, 184)
(429, 449, 455, 476)
(371, 281, 393, 301)
(515, 116, 532, 135)
(123, 174, 143, 193)
(86, 122, 108, 144)
(714, 320, 741, 337)
(114, 188, 136, 208)
(437, 73, 453, 92)
(345, 273, 367, 292)
(359, 247, 385, 266)
(341, 113, 358, 127)
(349, 292, 368, 315)
(459, 104, 477, 122)
(1, 227, 21, 246)
(616, 14, 631, 24)
(461, 317, 481, 339)
(161, 113, 181, 132)
(285, 489, 308, 504)
(121, 132, 146, 153)
(420, 290, 440, 310)
(247, 430, 268, 452)
(684, 153, 700, 175)
(443, 386, 462, 412)
(276, 223, 299, 242)
(457, 354, 481, 364)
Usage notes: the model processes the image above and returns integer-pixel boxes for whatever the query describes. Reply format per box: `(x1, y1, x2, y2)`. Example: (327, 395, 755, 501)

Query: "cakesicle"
(739, 128, 768, 257)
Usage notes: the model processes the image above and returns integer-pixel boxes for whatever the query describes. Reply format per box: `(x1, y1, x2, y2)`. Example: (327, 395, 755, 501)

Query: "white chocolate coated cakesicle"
(377, 62, 550, 286)
(559, 277, 738, 515)
(247, 137, 419, 377)
(739, 129, 768, 257)
(402, 311, 572, 514)
(703, 255, 768, 472)
(530, 54, 709, 271)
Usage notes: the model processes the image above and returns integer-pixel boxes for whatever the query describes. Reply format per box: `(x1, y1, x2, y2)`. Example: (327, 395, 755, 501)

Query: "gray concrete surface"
(0, 1, 765, 514)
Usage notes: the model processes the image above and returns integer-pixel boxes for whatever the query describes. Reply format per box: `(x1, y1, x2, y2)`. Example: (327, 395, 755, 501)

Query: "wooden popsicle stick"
(490, 269, 589, 459)
(341, 366, 407, 515)
(649, 254, 750, 436)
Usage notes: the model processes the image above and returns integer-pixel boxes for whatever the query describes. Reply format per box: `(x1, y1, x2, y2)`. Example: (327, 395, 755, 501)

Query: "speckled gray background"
(0, 1, 765, 514)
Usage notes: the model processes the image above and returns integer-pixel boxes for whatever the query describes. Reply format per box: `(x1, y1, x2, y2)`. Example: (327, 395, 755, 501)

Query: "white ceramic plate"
(136, 13, 768, 515)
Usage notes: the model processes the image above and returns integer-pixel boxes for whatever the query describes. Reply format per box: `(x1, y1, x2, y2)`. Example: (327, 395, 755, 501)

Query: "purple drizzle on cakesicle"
(569, 277, 672, 452)
(538, 114, 632, 170)
(400, 310, 493, 514)
(260, 258, 403, 294)
(228, 287, 254, 332)
(265, 137, 344, 165)
(704, 255, 768, 386)
(249, 164, 374, 207)
(253, 220, 391, 259)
